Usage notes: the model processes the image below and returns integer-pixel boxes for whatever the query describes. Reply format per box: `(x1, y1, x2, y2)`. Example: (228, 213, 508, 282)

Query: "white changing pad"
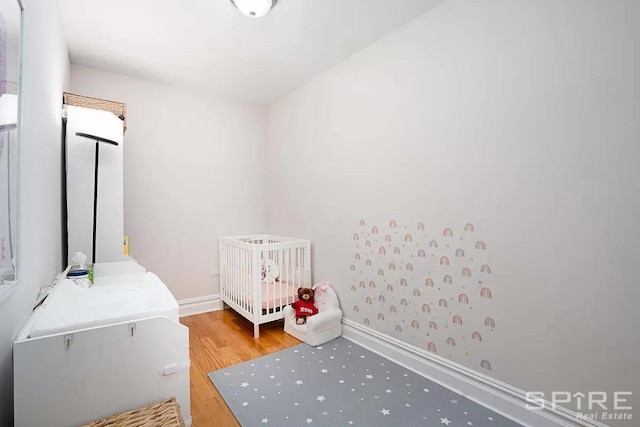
(28, 272, 179, 338)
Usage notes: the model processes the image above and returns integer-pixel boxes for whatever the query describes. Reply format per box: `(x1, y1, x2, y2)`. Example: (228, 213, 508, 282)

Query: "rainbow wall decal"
(406, 263, 414, 271)
(386, 284, 394, 291)
(427, 342, 437, 353)
(412, 289, 421, 297)
(359, 219, 365, 226)
(429, 321, 438, 330)
(365, 297, 373, 304)
(480, 287, 492, 299)
(472, 332, 482, 341)
(430, 240, 438, 248)
(484, 317, 495, 328)
(480, 360, 492, 371)
(417, 222, 425, 230)
(365, 240, 371, 247)
(400, 279, 408, 287)
(453, 315, 463, 325)
(355, 253, 361, 260)
(464, 223, 475, 232)
(400, 298, 408, 306)
(378, 313, 385, 320)
(418, 249, 426, 257)
(350, 264, 355, 271)
(359, 281, 366, 288)
(455, 248, 465, 257)
(443, 228, 453, 237)
(447, 337, 456, 346)
(440, 256, 450, 266)
(378, 295, 385, 302)
(353, 305, 359, 312)
(390, 305, 397, 313)
(475, 241, 486, 250)
(377, 269, 384, 276)
(369, 280, 376, 288)
(443, 275, 453, 284)
(462, 268, 472, 277)
(422, 303, 431, 313)
(364, 318, 370, 325)
(372, 226, 379, 234)
(389, 262, 396, 270)
(394, 247, 401, 254)
(481, 264, 492, 274)
(411, 320, 420, 329)
(458, 293, 469, 304)
(395, 325, 402, 333)
(353, 233, 359, 240)
(439, 299, 448, 307)
(385, 234, 392, 242)
(366, 259, 372, 266)
(405, 234, 413, 242)
(425, 278, 434, 287)
(389, 220, 397, 227)
(379, 247, 386, 255)
(350, 285, 356, 292)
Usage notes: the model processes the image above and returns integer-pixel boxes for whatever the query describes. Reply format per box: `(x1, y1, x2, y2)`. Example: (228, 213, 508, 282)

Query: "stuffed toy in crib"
(291, 287, 318, 325)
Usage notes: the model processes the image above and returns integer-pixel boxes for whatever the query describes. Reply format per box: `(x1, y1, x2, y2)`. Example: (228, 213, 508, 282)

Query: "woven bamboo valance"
(63, 92, 127, 132)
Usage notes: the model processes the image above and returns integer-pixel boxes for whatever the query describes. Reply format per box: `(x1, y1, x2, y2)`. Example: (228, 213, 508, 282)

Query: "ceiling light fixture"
(230, 0, 277, 18)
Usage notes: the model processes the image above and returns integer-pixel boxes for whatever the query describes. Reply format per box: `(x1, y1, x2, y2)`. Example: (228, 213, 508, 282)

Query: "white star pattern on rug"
(209, 337, 522, 427)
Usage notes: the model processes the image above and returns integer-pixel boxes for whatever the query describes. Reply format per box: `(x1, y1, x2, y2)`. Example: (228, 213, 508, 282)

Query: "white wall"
(267, 0, 640, 419)
(71, 65, 267, 302)
(0, 0, 70, 424)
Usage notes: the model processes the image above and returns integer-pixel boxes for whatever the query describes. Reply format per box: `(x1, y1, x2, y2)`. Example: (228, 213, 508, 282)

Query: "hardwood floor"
(180, 309, 301, 427)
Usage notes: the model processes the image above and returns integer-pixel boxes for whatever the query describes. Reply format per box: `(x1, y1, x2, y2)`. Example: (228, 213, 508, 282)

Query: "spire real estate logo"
(525, 391, 633, 422)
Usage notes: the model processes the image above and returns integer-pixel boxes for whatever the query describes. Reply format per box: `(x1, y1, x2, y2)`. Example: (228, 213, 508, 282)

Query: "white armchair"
(283, 282, 343, 346)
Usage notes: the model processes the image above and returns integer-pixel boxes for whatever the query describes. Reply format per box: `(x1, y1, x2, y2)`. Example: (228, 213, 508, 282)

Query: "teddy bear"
(291, 287, 318, 325)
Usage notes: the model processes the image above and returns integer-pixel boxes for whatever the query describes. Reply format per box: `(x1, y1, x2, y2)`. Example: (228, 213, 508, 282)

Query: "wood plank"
(181, 309, 301, 427)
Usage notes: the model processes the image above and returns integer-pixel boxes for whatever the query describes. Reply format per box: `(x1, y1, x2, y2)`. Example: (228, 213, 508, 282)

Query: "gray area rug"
(209, 337, 522, 426)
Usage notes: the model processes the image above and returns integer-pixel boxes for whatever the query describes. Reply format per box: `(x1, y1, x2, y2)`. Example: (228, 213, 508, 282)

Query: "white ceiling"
(60, 0, 444, 105)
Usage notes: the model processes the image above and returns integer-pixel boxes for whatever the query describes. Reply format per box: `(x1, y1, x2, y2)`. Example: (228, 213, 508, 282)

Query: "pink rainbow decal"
(385, 234, 392, 242)
(390, 305, 397, 313)
(440, 256, 450, 266)
(359, 219, 365, 226)
(462, 268, 472, 277)
(395, 325, 402, 333)
(455, 248, 465, 257)
(353, 233, 359, 240)
(425, 278, 434, 287)
(452, 315, 463, 325)
(369, 280, 376, 288)
(418, 249, 426, 257)
(359, 281, 366, 288)
(411, 320, 420, 329)
(400, 279, 408, 287)
(355, 253, 361, 260)
(464, 223, 475, 232)
(439, 299, 448, 307)
(353, 305, 359, 312)
(379, 247, 386, 255)
(472, 332, 482, 341)
(458, 293, 469, 304)
(378, 269, 384, 276)
(365, 297, 373, 304)
(429, 321, 438, 330)
(389, 220, 397, 227)
(480, 360, 492, 371)
(378, 295, 385, 302)
(475, 241, 486, 250)
(365, 240, 371, 247)
(417, 222, 425, 230)
(413, 289, 421, 297)
(400, 298, 408, 306)
(480, 287, 492, 299)
(481, 264, 492, 274)
(446, 337, 456, 346)
(386, 284, 394, 291)
(372, 226, 379, 234)
(350, 285, 356, 292)
(429, 240, 438, 248)
(405, 234, 413, 242)
(378, 313, 385, 320)
(366, 259, 372, 266)
(350, 264, 355, 271)
(443, 228, 453, 237)
(422, 303, 431, 313)
(389, 263, 396, 270)
(364, 318, 370, 325)
(484, 317, 495, 328)
(406, 263, 414, 271)
(427, 342, 437, 353)
(443, 275, 453, 284)
(394, 247, 401, 254)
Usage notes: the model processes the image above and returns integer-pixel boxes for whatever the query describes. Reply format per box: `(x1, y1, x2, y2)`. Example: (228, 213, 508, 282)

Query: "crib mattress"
(28, 272, 179, 338)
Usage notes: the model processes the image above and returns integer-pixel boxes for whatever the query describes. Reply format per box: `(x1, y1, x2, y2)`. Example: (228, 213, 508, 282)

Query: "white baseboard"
(178, 294, 223, 317)
(342, 319, 605, 427)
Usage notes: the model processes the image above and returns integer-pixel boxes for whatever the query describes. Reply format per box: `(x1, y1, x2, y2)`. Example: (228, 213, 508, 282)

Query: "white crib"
(220, 235, 311, 338)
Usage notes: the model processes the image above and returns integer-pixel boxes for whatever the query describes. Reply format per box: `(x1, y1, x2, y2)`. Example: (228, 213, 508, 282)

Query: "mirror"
(0, 0, 22, 301)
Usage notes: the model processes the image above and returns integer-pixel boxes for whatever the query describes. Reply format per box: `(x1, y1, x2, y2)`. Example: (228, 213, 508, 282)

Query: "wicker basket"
(82, 397, 185, 427)
(63, 92, 127, 131)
